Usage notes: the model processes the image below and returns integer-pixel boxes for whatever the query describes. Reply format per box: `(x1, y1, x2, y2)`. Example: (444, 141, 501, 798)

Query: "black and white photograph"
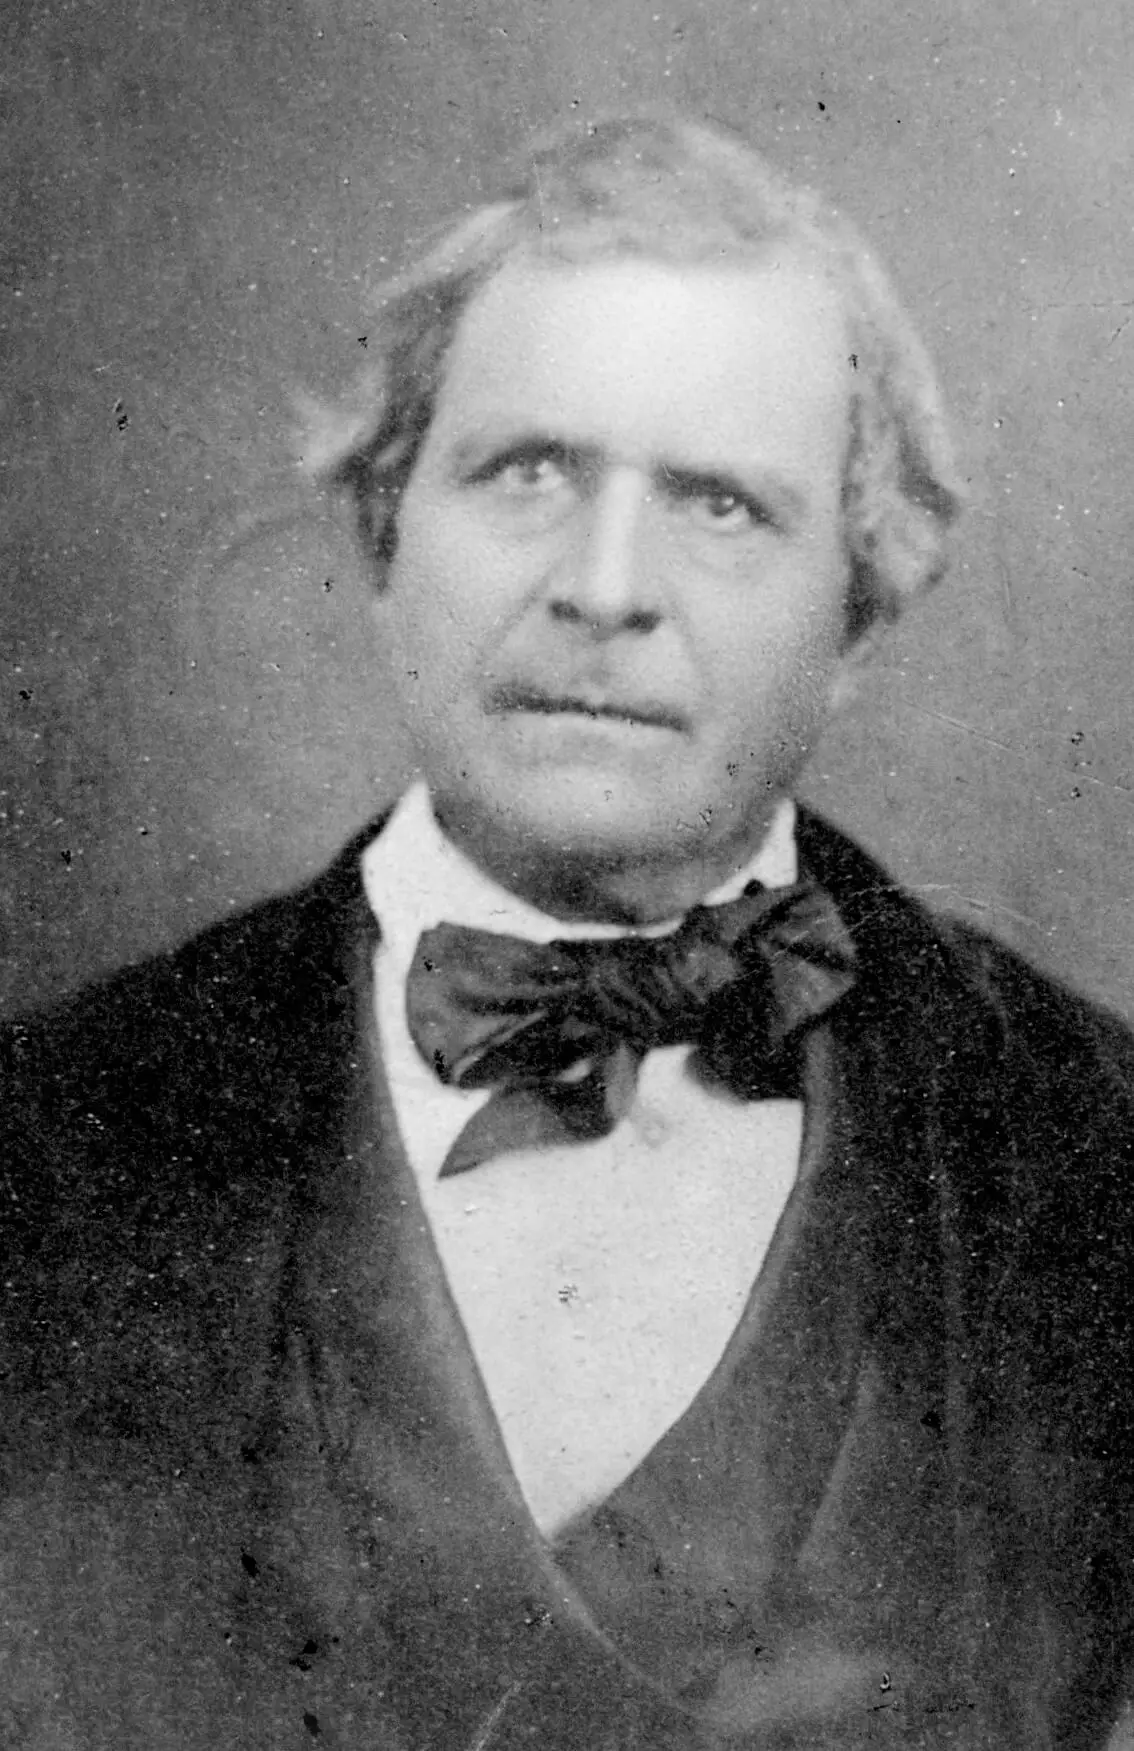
(4, 2, 1134, 1745)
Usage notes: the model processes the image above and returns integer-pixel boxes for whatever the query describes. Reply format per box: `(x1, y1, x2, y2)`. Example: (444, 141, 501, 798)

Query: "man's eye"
(489, 453, 571, 495)
(658, 468, 775, 535)
(688, 490, 767, 531)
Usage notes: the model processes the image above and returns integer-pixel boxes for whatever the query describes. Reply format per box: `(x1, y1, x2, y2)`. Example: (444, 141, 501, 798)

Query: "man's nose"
(547, 470, 663, 636)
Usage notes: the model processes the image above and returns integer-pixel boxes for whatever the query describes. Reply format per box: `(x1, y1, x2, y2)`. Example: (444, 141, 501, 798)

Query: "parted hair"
(304, 113, 963, 636)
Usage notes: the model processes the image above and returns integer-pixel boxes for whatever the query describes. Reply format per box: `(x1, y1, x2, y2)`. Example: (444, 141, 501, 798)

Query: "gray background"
(3, 0, 1133, 1019)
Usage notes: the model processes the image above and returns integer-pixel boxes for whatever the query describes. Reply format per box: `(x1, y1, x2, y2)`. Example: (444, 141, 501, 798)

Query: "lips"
(488, 682, 688, 733)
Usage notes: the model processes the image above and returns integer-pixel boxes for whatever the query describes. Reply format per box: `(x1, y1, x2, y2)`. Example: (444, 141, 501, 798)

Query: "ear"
(827, 617, 887, 715)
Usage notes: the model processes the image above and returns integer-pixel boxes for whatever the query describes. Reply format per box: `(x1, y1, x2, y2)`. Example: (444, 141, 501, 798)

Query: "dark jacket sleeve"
(942, 921, 1134, 1732)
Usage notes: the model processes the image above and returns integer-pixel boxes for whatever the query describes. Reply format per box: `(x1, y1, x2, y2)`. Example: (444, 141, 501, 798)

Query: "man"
(3, 115, 1134, 1749)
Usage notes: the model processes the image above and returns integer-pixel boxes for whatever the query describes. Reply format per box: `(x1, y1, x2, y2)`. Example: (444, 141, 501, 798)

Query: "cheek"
(388, 503, 536, 660)
(383, 533, 480, 691)
(697, 589, 846, 760)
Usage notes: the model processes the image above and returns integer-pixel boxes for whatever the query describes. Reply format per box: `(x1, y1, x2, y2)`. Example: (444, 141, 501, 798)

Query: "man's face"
(379, 251, 855, 883)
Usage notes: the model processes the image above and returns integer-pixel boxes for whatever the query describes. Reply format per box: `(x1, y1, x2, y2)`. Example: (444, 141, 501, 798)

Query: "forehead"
(424, 251, 852, 490)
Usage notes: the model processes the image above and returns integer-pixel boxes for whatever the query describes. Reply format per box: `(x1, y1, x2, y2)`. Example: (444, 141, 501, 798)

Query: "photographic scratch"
(1028, 299, 1134, 314)
(905, 885, 1045, 933)
(994, 554, 1014, 623)
(900, 702, 1016, 757)
(466, 1681, 522, 1751)
(898, 700, 1134, 805)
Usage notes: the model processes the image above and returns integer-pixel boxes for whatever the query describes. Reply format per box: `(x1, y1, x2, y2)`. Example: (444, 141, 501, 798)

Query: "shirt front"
(362, 783, 805, 1539)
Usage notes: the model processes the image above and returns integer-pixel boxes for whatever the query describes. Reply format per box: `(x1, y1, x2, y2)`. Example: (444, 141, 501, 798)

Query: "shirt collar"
(362, 781, 798, 971)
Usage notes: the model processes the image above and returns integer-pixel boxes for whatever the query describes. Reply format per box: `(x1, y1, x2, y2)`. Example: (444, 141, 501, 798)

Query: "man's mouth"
(488, 683, 688, 733)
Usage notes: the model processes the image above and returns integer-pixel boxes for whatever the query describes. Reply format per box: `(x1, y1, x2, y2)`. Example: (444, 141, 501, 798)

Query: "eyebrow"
(450, 433, 594, 478)
(656, 462, 809, 526)
(449, 431, 810, 525)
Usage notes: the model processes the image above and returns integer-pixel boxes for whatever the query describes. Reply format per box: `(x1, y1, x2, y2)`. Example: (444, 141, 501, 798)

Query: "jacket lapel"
(249, 811, 1005, 1746)
(249, 859, 644, 1746)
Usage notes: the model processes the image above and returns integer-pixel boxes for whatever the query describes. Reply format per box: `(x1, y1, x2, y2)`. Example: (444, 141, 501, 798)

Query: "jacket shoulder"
(0, 857, 372, 1452)
(1, 847, 369, 1141)
(800, 811, 1134, 1441)
(798, 803, 1134, 1084)
(943, 913, 1134, 1086)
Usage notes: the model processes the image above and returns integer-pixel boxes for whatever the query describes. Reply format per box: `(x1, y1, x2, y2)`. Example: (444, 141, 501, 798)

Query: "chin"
(476, 768, 714, 866)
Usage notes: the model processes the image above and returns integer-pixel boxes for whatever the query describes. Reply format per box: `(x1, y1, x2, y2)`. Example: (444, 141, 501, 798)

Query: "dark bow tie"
(406, 878, 857, 1177)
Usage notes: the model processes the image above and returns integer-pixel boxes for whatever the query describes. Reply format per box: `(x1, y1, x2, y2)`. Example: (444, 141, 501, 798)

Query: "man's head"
(309, 116, 963, 918)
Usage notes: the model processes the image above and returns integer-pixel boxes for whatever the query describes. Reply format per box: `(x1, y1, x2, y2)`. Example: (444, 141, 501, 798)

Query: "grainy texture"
(4, 810, 1134, 1746)
(3, 0, 1134, 1015)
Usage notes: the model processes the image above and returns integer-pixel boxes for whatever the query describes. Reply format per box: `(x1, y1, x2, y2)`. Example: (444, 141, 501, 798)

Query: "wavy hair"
(304, 114, 963, 637)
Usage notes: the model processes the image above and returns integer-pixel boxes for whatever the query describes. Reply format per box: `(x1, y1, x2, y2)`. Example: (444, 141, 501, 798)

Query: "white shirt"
(362, 784, 805, 1539)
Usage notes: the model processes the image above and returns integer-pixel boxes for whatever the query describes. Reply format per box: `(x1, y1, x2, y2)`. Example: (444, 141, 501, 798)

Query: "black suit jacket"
(3, 809, 1134, 1749)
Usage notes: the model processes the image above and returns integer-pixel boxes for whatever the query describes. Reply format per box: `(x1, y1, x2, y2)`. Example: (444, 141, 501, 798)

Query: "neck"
(430, 802, 785, 927)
